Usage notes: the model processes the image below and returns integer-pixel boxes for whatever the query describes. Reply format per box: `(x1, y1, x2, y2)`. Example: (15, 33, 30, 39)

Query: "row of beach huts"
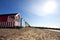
(0, 13, 30, 28)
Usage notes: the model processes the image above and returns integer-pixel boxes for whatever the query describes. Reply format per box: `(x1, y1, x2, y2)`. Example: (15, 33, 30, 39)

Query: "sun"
(42, 1, 57, 15)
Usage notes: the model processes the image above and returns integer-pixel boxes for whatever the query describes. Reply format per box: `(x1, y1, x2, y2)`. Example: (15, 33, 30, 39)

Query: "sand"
(0, 27, 60, 40)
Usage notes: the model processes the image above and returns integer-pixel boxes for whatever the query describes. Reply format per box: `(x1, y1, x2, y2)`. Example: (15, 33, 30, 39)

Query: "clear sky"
(0, 0, 60, 28)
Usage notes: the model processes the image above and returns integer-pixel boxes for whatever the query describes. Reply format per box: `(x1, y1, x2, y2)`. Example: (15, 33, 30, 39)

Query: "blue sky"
(0, 0, 60, 28)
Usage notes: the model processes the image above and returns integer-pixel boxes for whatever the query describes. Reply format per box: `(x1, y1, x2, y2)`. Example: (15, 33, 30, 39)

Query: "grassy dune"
(0, 27, 60, 40)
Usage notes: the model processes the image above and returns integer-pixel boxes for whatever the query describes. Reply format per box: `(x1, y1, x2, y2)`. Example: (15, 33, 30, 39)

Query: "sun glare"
(30, 0, 58, 16)
(42, 1, 57, 15)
